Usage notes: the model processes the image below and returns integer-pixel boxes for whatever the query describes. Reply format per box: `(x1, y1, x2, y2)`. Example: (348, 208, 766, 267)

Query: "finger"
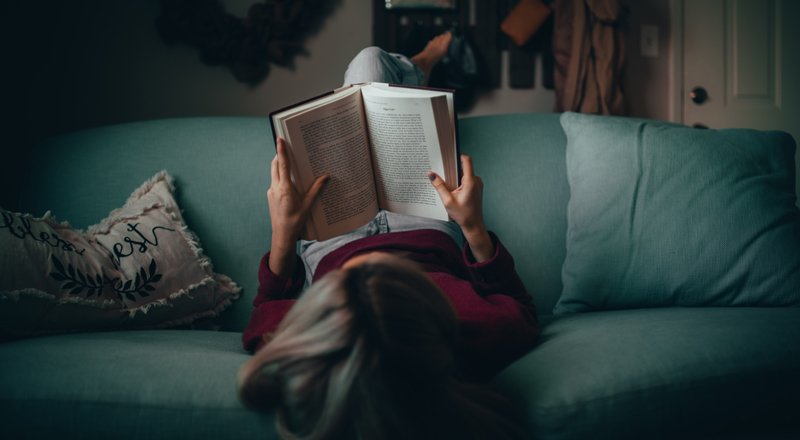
(304, 174, 330, 207)
(271, 154, 279, 186)
(276, 138, 291, 185)
(273, 138, 283, 182)
(460, 154, 475, 180)
(428, 172, 453, 205)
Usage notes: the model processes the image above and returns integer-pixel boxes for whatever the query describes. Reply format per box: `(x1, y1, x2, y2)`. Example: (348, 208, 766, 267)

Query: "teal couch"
(1, 114, 798, 439)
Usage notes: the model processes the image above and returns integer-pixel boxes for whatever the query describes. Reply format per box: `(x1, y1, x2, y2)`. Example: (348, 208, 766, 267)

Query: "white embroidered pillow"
(0, 171, 241, 337)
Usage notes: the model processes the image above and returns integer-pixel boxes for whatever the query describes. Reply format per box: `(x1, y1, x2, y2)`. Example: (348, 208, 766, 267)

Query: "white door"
(681, 0, 800, 203)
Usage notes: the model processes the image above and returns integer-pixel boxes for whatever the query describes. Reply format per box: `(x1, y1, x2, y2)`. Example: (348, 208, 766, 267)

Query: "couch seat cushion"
(492, 307, 800, 440)
(0, 330, 277, 440)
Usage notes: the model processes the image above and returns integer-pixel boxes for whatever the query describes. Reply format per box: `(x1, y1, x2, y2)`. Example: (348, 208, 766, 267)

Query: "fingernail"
(429, 173, 436, 181)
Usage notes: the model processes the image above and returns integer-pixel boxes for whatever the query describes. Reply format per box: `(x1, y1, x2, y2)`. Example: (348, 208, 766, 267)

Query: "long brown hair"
(238, 258, 527, 440)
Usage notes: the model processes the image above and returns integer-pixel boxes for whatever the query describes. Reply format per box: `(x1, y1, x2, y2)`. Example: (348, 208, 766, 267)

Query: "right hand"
(428, 153, 486, 236)
(268, 137, 329, 245)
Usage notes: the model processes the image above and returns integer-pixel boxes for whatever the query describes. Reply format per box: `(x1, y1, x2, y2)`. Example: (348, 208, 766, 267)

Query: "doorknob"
(690, 87, 708, 105)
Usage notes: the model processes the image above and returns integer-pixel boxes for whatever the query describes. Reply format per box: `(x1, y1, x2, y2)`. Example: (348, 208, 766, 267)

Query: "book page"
(362, 84, 458, 191)
(281, 89, 380, 241)
(367, 83, 456, 153)
(361, 86, 449, 221)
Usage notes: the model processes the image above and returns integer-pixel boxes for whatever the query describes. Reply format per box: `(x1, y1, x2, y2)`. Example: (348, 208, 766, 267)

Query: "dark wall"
(0, 0, 679, 213)
(2, 2, 64, 211)
(1, 0, 372, 215)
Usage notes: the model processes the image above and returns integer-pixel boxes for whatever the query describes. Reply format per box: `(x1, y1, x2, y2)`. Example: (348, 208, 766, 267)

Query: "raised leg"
(342, 46, 426, 87)
(342, 32, 451, 88)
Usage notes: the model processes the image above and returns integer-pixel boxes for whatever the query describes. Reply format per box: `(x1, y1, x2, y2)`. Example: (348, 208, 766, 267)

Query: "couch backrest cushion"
(20, 114, 571, 331)
(459, 113, 570, 316)
(556, 112, 800, 313)
(21, 118, 272, 331)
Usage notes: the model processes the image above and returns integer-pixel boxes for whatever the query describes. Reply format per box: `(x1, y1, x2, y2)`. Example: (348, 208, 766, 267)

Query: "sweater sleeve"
(463, 231, 539, 323)
(454, 232, 540, 380)
(241, 252, 305, 352)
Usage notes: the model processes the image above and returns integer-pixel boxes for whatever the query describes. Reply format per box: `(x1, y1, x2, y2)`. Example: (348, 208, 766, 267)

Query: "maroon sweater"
(242, 229, 540, 381)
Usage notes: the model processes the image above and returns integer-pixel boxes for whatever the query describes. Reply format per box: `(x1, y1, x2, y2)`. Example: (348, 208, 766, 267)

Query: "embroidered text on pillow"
(109, 223, 176, 268)
(1, 211, 86, 256)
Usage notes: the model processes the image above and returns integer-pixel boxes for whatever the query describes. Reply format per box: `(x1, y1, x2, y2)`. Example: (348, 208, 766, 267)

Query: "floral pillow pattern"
(0, 171, 241, 337)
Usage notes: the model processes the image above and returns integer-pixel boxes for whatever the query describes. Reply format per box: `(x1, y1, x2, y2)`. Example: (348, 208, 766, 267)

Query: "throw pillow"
(0, 171, 241, 337)
(554, 112, 800, 314)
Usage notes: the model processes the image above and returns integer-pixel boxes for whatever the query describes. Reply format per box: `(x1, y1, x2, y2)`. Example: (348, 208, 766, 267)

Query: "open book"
(270, 82, 460, 241)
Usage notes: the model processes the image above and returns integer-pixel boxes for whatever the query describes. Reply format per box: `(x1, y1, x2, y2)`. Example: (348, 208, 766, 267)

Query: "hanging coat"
(553, 0, 627, 115)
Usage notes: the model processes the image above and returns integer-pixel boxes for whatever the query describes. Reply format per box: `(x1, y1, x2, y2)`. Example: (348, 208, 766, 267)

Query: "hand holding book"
(429, 154, 495, 263)
(268, 138, 494, 271)
(267, 138, 330, 277)
(269, 82, 459, 242)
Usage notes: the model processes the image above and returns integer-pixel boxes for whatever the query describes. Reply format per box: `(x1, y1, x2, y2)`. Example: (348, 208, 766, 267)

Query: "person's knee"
(353, 46, 386, 63)
(348, 46, 389, 71)
(344, 46, 395, 85)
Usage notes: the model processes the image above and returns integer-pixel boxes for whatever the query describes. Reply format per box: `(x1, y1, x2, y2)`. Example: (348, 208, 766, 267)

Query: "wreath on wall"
(156, 0, 340, 85)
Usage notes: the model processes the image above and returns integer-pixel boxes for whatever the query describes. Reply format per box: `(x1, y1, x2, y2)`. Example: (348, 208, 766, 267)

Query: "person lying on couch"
(237, 36, 540, 440)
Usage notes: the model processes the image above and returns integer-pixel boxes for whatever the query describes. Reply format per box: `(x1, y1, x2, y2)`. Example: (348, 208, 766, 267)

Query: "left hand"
(268, 137, 329, 246)
(428, 153, 486, 235)
(428, 154, 495, 262)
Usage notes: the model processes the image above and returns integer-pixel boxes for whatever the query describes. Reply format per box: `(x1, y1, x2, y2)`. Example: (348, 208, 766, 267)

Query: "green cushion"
(3, 315, 797, 440)
(0, 330, 279, 439)
(491, 307, 800, 440)
(20, 118, 274, 332)
(20, 114, 573, 324)
(460, 113, 570, 316)
(555, 112, 800, 314)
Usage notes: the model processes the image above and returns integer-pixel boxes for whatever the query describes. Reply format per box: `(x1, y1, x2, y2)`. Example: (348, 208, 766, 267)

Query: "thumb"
(428, 172, 452, 204)
(305, 174, 329, 205)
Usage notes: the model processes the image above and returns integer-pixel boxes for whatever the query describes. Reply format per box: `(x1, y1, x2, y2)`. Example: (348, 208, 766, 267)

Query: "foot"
(410, 31, 452, 86)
